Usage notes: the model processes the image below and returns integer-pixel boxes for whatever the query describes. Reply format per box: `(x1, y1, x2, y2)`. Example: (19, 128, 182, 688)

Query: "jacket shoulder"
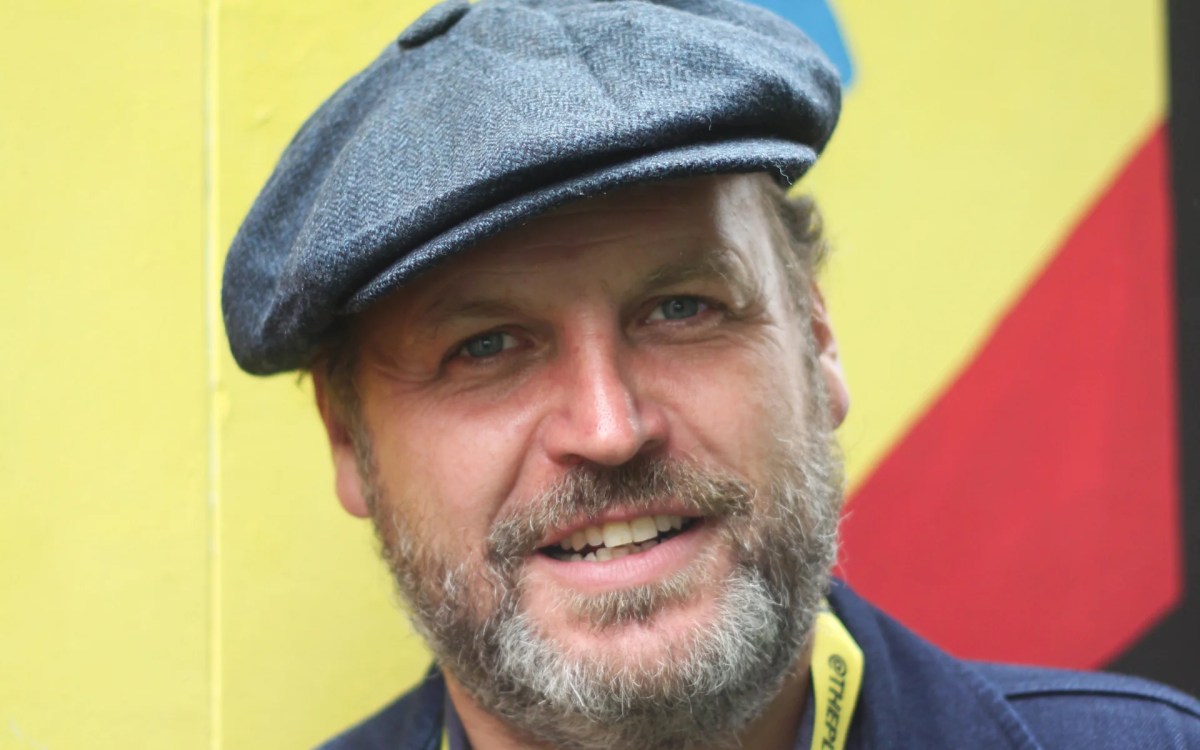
(314, 668, 444, 750)
(973, 662, 1200, 749)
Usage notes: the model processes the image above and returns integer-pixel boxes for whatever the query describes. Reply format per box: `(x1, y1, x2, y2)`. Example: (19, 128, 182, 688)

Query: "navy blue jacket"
(317, 582, 1200, 749)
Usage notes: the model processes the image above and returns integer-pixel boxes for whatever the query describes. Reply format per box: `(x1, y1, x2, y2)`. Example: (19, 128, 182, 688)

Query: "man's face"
(319, 174, 849, 749)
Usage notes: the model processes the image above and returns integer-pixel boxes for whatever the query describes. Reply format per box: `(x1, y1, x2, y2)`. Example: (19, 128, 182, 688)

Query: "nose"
(540, 330, 667, 468)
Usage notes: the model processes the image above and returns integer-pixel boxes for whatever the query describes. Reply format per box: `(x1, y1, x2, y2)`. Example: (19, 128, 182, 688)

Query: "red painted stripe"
(838, 125, 1181, 669)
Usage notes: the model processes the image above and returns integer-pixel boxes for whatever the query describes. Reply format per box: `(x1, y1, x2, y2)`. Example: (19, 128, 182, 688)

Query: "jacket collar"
(827, 580, 1043, 750)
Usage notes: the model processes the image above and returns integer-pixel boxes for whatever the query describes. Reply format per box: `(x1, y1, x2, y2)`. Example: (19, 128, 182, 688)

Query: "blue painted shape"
(750, 0, 855, 87)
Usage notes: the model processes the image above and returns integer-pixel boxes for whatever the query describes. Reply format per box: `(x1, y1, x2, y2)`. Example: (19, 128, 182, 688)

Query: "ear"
(313, 369, 371, 518)
(808, 283, 850, 428)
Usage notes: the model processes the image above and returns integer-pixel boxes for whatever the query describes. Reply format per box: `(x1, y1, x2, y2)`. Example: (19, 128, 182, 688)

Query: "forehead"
(360, 173, 782, 326)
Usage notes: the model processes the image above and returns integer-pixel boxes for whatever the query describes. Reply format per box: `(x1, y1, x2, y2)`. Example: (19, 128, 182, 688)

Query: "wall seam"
(202, 0, 223, 747)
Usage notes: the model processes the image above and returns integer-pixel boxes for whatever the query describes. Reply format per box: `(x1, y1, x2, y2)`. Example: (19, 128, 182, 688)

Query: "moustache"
(486, 456, 755, 567)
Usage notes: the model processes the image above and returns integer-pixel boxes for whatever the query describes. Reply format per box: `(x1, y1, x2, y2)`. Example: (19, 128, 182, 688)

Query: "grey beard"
(362, 410, 843, 750)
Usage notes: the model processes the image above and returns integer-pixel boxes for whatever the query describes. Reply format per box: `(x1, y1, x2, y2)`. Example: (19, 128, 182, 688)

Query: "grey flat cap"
(222, 0, 841, 375)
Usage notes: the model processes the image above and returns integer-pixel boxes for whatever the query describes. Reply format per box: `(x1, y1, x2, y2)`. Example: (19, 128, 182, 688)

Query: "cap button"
(397, 0, 471, 50)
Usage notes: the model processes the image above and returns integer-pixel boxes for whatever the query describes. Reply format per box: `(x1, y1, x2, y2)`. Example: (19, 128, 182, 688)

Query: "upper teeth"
(558, 514, 684, 553)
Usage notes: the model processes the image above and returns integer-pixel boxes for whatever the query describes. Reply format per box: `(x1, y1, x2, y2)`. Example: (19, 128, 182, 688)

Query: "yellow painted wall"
(1, 1, 211, 747)
(1, 0, 1164, 748)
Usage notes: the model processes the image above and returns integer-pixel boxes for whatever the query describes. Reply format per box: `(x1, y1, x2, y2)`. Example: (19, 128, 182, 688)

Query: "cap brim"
(343, 137, 817, 313)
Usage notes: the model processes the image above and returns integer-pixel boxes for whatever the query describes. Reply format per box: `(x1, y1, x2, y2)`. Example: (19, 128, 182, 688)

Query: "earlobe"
(314, 371, 372, 519)
(809, 283, 850, 428)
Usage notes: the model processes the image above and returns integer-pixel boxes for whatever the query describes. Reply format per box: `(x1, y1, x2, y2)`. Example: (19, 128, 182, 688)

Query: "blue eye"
(651, 297, 704, 321)
(460, 331, 514, 359)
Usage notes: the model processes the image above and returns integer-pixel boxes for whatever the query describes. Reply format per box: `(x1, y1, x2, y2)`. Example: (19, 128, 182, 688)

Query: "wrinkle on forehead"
(361, 173, 778, 329)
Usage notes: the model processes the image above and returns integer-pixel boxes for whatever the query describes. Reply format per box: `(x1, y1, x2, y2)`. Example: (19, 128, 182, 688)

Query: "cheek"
(366, 396, 539, 551)
(649, 338, 809, 478)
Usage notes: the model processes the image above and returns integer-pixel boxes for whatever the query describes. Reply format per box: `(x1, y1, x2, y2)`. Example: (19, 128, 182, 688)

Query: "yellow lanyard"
(809, 604, 864, 750)
(440, 605, 864, 750)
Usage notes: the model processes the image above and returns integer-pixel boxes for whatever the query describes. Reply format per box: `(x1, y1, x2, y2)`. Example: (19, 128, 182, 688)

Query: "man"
(222, 0, 1200, 748)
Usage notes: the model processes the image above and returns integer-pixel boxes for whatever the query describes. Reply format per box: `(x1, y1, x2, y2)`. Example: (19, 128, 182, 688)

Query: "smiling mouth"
(538, 515, 700, 562)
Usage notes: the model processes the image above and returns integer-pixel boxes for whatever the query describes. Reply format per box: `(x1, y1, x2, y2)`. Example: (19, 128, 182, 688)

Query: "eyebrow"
(632, 244, 763, 308)
(416, 243, 763, 330)
(415, 297, 531, 334)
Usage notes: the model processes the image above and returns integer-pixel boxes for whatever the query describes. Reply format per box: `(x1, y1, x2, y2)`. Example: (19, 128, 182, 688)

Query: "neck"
(740, 657, 811, 750)
(444, 676, 540, 750)
(444, 647, 813, 750)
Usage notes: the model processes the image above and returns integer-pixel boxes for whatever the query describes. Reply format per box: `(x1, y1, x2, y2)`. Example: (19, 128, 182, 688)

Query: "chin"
(468, 556, 815, 750)
(522, 573, 729, 666)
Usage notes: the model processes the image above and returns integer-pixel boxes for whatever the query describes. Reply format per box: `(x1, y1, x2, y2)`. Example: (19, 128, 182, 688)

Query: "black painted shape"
(1106, 0, 1200, 698)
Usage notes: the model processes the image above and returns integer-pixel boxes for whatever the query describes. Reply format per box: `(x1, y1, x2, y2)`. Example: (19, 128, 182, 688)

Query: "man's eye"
(648, 296, 706, 321)
(458, 331, 516, 359)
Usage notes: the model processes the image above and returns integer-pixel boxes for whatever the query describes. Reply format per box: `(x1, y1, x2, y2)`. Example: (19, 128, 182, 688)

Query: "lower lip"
(525, 521, 716, 591)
